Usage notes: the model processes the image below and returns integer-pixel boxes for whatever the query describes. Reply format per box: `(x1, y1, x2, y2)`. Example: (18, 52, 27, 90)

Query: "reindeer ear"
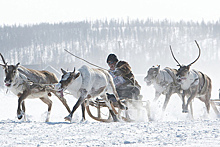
(0, 64, 5, 68)
(187, 65, 190, 70)
(74, 72, 80, 79)
(16, 63, 20, 68)
(61, 68, 67, 74)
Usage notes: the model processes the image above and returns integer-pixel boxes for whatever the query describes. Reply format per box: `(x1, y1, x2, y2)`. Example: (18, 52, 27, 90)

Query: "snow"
(0, 82, 220, 146)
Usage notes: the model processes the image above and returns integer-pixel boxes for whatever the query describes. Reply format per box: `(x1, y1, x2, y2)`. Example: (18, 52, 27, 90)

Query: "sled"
(85, 95, 151, 122)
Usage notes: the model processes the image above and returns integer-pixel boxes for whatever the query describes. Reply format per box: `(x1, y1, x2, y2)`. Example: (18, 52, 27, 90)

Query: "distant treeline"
(0, 19, 220, 73)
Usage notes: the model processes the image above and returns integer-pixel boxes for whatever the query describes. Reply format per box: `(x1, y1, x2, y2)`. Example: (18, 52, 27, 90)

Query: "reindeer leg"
(205, 95, 211, 114)
(80, 102, 86, 122)
(181, 91, 186, 113)
(189, 102, 194, 119)
(40, 97, 52, 122)
(21, 101, 26, 121)
(65, 89, 87, 122)
(64, 97, 85, 122)
(154, 92, 161, 102)
(124, 100, 131, 120)
(109, 80, 127, 110)
(52, 91, 71, 113)
(113, 91, 128, 120)
(210, 101, 220, 117)
(101, 94, 119, 122)
(162, 92, 171, 111)
(183, 90, 197, 113)
(17, 91, 29, 120)
(109, 109, 119, 122)
(117, 99, 127, 110)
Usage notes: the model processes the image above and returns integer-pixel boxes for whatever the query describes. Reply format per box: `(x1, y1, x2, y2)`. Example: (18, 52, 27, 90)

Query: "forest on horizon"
(0, 19, 220, 74)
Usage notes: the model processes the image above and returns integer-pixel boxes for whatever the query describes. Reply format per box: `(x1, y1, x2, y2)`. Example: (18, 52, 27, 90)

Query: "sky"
(0, 0, 220, 26)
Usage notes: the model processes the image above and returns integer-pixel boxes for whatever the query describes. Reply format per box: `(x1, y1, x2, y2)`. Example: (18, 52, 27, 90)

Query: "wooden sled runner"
(85, 95, 151, 122)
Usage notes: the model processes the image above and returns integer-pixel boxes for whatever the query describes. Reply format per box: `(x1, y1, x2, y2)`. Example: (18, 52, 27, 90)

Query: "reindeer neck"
(154, 70, 169, 88)
(10, 72, 28, 95)
(155, 70, 164, 84)
(67, 72, 83, 97)
(180, 70, 199, 90)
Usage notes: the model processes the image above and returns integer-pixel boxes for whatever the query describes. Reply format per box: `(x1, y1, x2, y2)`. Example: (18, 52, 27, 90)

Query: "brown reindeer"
(170, 40, 212, 115)
(0, 53, 71, 122)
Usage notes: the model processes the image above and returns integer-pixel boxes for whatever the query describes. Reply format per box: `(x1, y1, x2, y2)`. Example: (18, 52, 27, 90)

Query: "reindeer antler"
(170, 45, 181, 67)
(188, 40, 201, 66)
(0, 53, 7, 67)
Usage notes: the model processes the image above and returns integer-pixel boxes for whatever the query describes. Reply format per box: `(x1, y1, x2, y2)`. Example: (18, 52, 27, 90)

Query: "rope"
(64, 49, 108, 71)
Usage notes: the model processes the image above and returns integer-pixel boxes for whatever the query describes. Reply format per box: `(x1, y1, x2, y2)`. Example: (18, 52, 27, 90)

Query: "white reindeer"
(55, 65, 127, 122)
(144, 65, 184, 111)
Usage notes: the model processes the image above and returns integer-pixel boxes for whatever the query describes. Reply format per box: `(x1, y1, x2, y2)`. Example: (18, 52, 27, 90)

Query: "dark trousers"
(107, 86, 140, 101)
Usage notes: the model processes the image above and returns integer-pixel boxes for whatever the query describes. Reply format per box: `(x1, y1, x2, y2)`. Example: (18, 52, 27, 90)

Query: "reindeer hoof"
(17, 111, 24, 120)
(17, 114, 23, 120)
(122, 106, 128, 110)
(182, 109, 188, 113)
(112, 116, 119, 122)
(64, 115, 72, 122)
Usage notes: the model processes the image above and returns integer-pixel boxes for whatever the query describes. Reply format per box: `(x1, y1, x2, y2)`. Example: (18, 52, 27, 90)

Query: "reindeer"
(170, 40, 212, 114)
(55, 65, 127, 122)
(144, 65, 184, 111)
(0, 53, 71, 122)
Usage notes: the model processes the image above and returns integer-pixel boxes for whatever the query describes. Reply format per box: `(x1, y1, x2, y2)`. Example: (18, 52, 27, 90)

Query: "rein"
(164, 68, 178, 85)
(15, 74, 59, 92)
(64, 49, 108, 71)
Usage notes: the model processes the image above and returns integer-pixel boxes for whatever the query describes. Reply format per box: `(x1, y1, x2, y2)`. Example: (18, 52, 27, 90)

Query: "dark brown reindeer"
(0, 53, 71, 122)
(170, 40, 212, 115)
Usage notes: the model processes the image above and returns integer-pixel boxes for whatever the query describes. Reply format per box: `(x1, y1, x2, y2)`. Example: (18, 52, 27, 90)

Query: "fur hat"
(106, 54, 118, 63)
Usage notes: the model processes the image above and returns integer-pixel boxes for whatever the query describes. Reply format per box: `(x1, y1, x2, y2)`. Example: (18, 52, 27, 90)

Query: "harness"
(12, 70, 57, 94)
(192, 69, 208, 95)
(164, 68, 177, 85)
(13, 74, 26, 87)
(155, 68, 174, 87)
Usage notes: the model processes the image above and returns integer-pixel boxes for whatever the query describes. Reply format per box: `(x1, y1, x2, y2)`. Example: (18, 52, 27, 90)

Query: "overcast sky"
(0, 0, 220, 26)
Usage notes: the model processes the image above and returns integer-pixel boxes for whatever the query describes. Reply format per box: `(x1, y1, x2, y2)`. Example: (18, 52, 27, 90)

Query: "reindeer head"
(144, 65, 160, 86)
(170, 40, 201, 83)
(55, 68, 80, 92)
(114, 61, 131, 76)
(0, 53, 20, 87)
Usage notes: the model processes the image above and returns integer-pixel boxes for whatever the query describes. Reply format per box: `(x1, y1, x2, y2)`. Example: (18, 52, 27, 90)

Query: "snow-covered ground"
(0, 81, 220, 147)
